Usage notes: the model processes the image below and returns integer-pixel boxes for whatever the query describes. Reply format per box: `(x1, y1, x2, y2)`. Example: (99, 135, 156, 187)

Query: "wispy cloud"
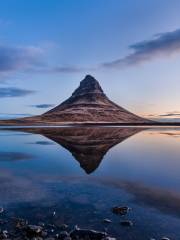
(29, 104, 55, 109)
(48, 66, 84, 73)
(159, 111, 180, 117)
(0, 87, 35, 98)
(0, 45, 45, 73)
(0, 44, 88, 78)
(103, 28, 180, 68)
(145, 111, 180, 122)
(0, 152, 33, 161)
(28, 141, 55, 145)
(2, 28, 180, 76)
(0, 113, 32, 120)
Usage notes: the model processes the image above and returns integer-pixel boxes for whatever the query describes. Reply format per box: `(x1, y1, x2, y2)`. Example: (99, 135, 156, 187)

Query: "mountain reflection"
(15, 127, 143, 173)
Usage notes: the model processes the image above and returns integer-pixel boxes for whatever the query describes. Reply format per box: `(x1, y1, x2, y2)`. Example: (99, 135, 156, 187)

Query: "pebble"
(59, 224, 68, 231)
(103, 219, 112, 224)
(59, 230, 69, 237)
(25, 224, 43, 235)
(70, 227, 107, 240)
(120, 220, 133, 227)
(0, 229, 8, 239)
(103, 238, 117, 240)
(0, 208, 4, 214)
(112, 206, 130, 215)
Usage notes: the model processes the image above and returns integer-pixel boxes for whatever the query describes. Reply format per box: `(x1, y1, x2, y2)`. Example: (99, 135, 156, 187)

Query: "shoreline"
(1, 122, 180, 128)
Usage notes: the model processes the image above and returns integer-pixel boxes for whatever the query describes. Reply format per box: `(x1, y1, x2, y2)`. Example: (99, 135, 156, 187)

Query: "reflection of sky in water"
(95, 130, 180, 192)
(0, 128, 180, 239)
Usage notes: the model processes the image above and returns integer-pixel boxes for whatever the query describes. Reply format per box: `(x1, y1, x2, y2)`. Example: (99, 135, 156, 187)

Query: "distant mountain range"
(0, 75, 152, 125)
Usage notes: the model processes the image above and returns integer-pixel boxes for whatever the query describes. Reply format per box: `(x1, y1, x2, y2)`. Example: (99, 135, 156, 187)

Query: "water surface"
(0, 127, 180, 239)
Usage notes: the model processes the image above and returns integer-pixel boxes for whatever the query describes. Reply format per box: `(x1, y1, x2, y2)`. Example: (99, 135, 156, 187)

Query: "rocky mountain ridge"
(0, 75, 151, 125)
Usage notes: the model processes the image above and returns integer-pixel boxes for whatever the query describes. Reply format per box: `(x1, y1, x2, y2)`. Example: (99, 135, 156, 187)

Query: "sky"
(1, 0, 180, 121)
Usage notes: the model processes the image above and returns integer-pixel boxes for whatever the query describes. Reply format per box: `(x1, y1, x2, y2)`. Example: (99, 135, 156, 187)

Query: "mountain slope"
(41, 75, 150, 123)
(0, 75, 152, 125)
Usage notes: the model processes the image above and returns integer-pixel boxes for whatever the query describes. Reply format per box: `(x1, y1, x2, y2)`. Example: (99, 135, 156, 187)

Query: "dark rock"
(41, 230, 48, 237)
(57, 231, 69, 239)
(103, 238, 116, 240)
(103, 219, 112, 224)
(0, 229, 8, 239)
(15, 218, 28, 229)
(0, 208, 4, 214)
(112, 206, 130, 215)
(161, 238, 170, 240)
(58, 224, 68, 231)
(38, 222, 45, 227)
(120, 220, 133, 227)
(70, 226, 107, 240)
(31, 237, 43, 240)
(63, 237, 71, 240)
(25, 225, 43, 236)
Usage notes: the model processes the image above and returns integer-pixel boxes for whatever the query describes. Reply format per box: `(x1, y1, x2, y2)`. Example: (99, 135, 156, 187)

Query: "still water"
(0, 127, 180, 239)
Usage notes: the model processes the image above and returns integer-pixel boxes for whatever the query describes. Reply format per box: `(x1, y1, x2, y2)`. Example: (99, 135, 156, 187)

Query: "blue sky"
(1, 0, 180, 121)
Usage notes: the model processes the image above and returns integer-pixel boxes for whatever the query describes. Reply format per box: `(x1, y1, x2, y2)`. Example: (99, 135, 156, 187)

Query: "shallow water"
(0, 127, 180, 239)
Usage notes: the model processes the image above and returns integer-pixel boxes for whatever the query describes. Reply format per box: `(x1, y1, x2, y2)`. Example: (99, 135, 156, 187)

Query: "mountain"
(8, 127, 143, 173)
(41, 75, 150, 123)
(0, 75, 152, 125)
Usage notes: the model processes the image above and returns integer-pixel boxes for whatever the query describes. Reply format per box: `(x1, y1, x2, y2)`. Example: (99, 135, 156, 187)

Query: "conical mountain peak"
(72, 75, 104, 97)
(0, 75, 152, 125)
(41, 74, 151, 123)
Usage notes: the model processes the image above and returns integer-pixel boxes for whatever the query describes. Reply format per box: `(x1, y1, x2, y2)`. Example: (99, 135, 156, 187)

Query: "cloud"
(159, 112, 180, 117)
(28, 141, 55, 145)
(0, 87, 35, 98)
(49, 66, 84, 73)
(145, 111, 180, 122)
(0, 44, 88, 78)
(0, 152, 33, 161)
(29, 104, 55, 109)
(103, 28, 180, 68)
(0, 113, 33, 120)
(0, 45, 44, 73)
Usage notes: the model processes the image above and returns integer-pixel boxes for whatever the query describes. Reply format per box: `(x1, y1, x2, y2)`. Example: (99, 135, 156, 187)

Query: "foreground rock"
(112, 206, 130, 215)
(70, 226, 108, 240)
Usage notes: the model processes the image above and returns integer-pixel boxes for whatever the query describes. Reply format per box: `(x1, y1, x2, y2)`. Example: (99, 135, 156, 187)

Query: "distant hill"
(0, 75, 152, 125)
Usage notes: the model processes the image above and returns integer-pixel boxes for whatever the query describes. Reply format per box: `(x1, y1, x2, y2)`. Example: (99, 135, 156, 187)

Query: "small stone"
(161, 238, 170, 240)
(120, 220, 133, 227)
(112, 206, 130, 215)
(0, 229, 8, 239)
(25, 225, 43, 236)
(103, 237, 117, 240)
(59, 224, 68, 231)
(41, 230, 48, 237)
(38, 222, 45, 227)
(103, 219, 112, 224)
(0, 208, 4, 214)
(70, 227, 107, 240)
(58, 231, 69, 238)
(32, 238, 43, 240)
(15, 218, 28, 229)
